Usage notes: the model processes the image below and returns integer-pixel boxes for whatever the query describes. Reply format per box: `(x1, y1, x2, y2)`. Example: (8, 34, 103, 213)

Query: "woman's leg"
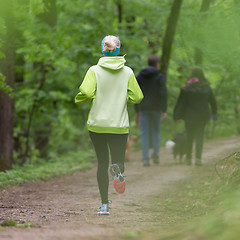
(107, 133, 128, 173)
(89, 131, 109, 204)
(151, 111, 161, 161)
(139, 111, 150, 164)
(195, 122, 206, 163)
(185, 121, 195, 164)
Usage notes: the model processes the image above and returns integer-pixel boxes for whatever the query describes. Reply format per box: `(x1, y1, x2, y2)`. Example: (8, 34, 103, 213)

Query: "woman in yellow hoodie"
(75, 35, 143, 215)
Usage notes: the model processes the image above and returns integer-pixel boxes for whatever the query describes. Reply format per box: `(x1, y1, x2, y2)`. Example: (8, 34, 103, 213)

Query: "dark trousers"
(185, 121, 206, 162)
(89, 131, 128, 204)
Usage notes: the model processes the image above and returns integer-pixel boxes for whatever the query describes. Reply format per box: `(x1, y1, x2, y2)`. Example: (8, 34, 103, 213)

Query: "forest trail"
(0, 137, 239, 240)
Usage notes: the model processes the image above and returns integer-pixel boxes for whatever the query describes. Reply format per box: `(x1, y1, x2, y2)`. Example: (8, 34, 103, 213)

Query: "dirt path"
(0, 137, 239, 240)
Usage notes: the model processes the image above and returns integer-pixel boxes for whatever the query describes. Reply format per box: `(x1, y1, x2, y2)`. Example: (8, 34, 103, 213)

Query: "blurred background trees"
(0, 0, 239, 171)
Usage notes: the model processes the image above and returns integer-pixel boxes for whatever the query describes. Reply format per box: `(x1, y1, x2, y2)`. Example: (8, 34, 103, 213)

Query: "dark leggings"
(89, 131, 128, 204)
(185, 121, 206, 162)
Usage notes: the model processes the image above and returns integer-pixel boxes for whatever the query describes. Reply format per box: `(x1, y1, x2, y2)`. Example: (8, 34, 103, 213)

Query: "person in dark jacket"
(136, 55, 167, 166)
(173, 67, 217, 166)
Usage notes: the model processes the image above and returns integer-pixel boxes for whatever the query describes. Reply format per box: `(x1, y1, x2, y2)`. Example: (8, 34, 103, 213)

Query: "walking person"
(135, 55, 167, 166)
(75, 35, 143, 215)
(173, 67, 217, 166)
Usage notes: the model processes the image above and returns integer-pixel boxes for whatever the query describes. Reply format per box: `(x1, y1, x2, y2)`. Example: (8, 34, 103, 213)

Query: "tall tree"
(0, 0, 15, 171)
(23, 0, 57, 162)
(116, 0, 122, 25)
(160, 0, 183, 79)
(194, 0, 212, 65)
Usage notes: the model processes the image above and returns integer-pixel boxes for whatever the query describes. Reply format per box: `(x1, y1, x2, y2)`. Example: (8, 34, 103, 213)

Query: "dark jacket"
(173, 82, 217, 123)
(135, 66, 167, 112)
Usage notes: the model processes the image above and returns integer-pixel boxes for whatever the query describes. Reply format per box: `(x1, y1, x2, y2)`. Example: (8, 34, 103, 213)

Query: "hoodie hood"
(139, 66, 160, 78)
(183, 83, 211, 95)
(97, 56, 126, 70)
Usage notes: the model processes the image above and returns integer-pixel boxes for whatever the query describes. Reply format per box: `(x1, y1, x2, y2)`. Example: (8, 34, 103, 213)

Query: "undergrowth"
(158, 185, 240, 240)
(144, 153, 240, 240)
(0, 219, 37, 228)
(0, 149, 95, 189)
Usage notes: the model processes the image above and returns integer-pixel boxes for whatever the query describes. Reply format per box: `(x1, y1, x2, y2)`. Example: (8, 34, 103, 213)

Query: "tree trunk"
(116, 0, 122, 25)
(23, 64, 47, 164)
(0, 0, 15, 171)
(22, 0, 57, 163)
(160, 0, 183, 79)
(194, 0, 212, 65)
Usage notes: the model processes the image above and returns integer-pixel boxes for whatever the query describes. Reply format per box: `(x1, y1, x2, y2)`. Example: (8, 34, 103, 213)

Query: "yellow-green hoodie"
(75, 56, 143, 134)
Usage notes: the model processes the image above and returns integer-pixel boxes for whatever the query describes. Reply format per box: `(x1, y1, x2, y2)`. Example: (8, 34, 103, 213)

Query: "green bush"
(0, 149, 95, 189)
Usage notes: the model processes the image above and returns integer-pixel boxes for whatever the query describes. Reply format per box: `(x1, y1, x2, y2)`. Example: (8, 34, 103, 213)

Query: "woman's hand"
(161, 112, 167, 120)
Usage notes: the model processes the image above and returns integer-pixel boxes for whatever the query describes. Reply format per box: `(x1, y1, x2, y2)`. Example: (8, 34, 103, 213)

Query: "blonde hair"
(103, 35, 119, 52)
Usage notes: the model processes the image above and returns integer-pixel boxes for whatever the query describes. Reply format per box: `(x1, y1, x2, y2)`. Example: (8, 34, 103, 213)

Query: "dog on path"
(172, 132, 187, 163)
(166, 132, 187, 164)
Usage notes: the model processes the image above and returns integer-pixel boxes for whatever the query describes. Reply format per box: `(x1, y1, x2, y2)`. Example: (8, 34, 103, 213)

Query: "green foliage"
(124, 231, 141, 239)
(0, 219, 17, 227)
(148, 153, 240, 240)
(0, 0, 239, 170)
(167, 0, 240, 138)
(5, 0, 173, 165)
(0, 219, 36, 228)
(0, 149, 95, 188)
(0, 73, 13, 94)
(162, 184, 240, 240)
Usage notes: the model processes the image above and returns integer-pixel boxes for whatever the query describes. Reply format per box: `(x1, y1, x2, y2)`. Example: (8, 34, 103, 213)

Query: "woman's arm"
(173, 89, 185, 121)
(75, 68, 96, 104)
(209, 88, 217, 117)
(127, 73, 144, 105)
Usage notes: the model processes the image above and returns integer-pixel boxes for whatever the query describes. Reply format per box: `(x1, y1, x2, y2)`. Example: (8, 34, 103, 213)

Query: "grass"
(158, 186, 240, 240)
(137, 153, 240, 240)
(0, 149, 95, 189)
(0, 219, 37, 228)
